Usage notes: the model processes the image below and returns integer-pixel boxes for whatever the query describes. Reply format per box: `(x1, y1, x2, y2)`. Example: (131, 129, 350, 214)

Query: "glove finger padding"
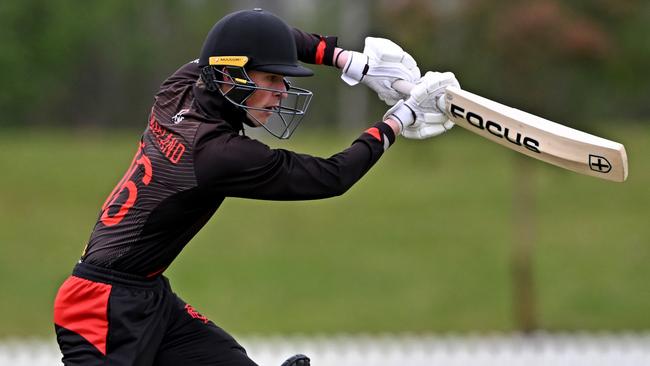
(400, 71, 460, 140)
(402, 124, 447, 140)
(402, 119, 455, 140)
(410, 71, 459, 108)
(398, 52, 418, 70)
(364, 38, 418, 70)
(365, 38, 420, 105)
(341, 37, 421, 106)
(364, 37, 404, 63)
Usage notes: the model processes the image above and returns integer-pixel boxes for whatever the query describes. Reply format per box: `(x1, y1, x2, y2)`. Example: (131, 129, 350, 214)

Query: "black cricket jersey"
(81, 31, 396, 276)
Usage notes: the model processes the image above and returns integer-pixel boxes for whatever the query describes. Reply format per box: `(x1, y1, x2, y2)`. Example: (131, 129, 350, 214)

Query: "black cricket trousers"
(54, 262, 257, 366)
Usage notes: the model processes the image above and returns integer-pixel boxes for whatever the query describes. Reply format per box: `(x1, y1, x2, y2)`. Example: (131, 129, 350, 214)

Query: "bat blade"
(444, 87, 628, 182)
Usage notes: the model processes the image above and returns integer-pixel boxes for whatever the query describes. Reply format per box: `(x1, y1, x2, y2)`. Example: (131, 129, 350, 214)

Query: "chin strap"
(200, 67, 219, 92)
(201, 65, 257, 104)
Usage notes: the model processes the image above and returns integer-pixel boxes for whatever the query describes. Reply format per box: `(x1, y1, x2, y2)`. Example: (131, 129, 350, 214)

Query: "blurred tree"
(375, 0, 650, 127)
(0, 0, 648, 129)
(0, 0, 230, 128)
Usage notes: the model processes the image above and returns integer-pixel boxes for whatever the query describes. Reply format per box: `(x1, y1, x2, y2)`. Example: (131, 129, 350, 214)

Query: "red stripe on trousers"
(54, 276, 112, 355)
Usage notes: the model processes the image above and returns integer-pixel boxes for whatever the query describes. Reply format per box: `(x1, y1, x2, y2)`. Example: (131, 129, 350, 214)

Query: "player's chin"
(248, 111, 272, 126)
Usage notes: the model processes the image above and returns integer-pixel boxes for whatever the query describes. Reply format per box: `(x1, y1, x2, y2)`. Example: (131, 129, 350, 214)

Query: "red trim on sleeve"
(365, 127, 382, 142)
(315, 37, 326, 65)
(54, 276, 112, 355)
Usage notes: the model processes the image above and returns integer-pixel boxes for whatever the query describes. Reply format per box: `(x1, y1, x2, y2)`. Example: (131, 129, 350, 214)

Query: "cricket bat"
(393, 80, 628, 182)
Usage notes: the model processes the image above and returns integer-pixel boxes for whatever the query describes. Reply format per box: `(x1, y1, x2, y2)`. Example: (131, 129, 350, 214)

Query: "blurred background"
(1, 0, 649, 348)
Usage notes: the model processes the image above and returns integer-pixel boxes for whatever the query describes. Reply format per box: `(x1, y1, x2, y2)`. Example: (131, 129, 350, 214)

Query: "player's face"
(245, 70, 288, 125)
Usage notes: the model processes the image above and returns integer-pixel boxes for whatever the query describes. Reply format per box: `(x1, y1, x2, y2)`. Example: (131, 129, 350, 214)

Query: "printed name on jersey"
(149, 114, 187, 164)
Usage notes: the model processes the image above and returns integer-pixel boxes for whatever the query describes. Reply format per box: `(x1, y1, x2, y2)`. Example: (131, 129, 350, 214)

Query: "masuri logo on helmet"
(208, 56, 249, 68)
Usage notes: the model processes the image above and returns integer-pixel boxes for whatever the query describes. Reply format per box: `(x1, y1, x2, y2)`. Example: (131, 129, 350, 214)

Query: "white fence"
(3, 333, 649, 366)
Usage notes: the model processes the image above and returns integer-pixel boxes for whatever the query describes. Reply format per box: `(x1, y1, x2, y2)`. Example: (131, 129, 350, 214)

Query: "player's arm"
(193, 71, 455, 201)
(194, 121, 396, 200)
(292, 28, 339, 66)
(292, 30, 421, 107)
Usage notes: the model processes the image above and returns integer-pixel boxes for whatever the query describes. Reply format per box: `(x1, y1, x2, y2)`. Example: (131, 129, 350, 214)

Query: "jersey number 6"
(100, 142, 153, 227)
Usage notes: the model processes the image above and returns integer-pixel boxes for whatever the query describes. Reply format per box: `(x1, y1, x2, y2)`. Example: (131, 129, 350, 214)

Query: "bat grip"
(391, 79, 447, 113)
(392, 79, 414, 96)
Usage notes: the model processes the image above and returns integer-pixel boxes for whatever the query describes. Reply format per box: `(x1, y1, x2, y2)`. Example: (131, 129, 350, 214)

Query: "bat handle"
(391, 79, 447, 113)
(392, 79, 414, 96)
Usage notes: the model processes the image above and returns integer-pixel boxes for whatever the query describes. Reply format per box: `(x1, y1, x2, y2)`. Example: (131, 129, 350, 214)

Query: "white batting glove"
(341, 37, 420, 105)
(383, 71, 460, 139)
(402, 71, 459, 140)
(382, 99, 415, 132)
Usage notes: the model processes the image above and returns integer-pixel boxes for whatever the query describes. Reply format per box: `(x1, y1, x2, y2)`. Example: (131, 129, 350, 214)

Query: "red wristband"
(315, 37, 326, 65)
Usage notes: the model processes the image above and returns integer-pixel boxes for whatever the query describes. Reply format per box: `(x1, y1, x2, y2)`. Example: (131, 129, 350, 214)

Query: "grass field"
(0, 125, 648, 338)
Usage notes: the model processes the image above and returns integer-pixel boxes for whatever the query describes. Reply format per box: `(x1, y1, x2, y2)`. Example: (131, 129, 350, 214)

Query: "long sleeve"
(292, 28, 338, 66)
(194, 122, 395, 200)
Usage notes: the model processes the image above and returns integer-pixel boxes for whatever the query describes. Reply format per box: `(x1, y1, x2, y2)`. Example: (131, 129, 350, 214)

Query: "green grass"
(0, 124, 648, 337)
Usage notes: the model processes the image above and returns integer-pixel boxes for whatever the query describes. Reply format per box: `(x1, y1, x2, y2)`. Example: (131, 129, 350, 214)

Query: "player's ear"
(220, 67, 232, 82)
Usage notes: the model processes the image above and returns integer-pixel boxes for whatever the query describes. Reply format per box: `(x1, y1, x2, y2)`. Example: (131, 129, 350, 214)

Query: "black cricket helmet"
(199, 8, 313, 139)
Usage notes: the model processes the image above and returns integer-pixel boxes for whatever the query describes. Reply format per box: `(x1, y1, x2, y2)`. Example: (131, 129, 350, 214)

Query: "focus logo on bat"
(449, 104, 541, 154)
(588, 154, 612, 173)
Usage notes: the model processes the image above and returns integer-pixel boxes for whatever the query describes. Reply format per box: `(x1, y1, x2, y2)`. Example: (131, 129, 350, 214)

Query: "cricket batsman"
(53, 8, 459, 366)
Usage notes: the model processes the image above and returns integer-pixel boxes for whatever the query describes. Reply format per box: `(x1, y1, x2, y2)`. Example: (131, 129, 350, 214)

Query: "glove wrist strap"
(341, 52, 368, 86)
(383, 100, 415, 132)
